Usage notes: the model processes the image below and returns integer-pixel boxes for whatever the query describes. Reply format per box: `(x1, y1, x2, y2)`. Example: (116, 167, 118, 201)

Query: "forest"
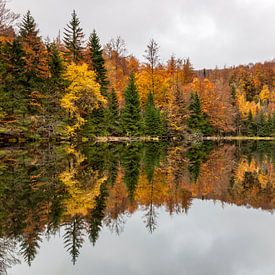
(0, 4, 274, 141)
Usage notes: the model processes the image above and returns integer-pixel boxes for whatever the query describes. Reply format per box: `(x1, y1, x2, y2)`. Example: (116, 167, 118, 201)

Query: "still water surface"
(0, 141, 274, 275)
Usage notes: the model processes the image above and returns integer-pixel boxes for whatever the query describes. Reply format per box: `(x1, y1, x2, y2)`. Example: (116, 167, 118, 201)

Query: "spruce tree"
(47, 42, 64, 82)
(121, 74, 142, 136)
(85, 30, 109, 137)
(144, 91, 165, 136)
(246, 110, 256, 136)
(63, 10, 84, 63)
(88, 30, 109, 96)
(106, 88, 120, 135)
(19, 10, 38, 37)
(188, 92, 212, 136)
(19, 11, 48, 84)
(0, 38, 27, 116)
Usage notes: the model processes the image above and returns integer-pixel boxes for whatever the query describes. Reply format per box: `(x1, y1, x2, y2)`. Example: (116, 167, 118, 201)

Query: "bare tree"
(0, 0, 19, 35)
(105, 36, 127, 58)
(144, 39, 160, 94)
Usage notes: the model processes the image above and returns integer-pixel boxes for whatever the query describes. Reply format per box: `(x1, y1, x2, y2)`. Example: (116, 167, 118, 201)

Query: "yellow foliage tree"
(60, 63, 107, 135)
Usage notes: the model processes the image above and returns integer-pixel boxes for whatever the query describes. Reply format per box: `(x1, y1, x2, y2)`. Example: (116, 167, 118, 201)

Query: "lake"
(0, 141, 274, 275)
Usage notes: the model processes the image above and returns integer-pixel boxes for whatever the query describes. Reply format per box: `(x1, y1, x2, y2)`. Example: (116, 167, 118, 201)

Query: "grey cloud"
(8, 0, 275, 68)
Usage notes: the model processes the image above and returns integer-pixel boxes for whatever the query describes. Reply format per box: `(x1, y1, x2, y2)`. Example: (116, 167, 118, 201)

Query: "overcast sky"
(8, 0, 275, 69)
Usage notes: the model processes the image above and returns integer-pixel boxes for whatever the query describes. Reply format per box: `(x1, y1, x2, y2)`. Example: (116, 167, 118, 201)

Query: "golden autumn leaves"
(60, 63, 107, 135)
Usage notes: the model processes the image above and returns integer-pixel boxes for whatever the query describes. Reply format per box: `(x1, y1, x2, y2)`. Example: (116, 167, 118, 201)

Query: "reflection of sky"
(9, 200, 275, 275)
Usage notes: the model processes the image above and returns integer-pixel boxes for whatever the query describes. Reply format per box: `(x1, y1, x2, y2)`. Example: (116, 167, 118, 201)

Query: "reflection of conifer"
(187, 142, 213, 182)
(63, 216, 85, 265)
(143, 142, 164, 183)
(88, 182, 108, 246)
(144, 202, 158, 234)
(20, 233, 41, 266)
(121, 144, 142, 201)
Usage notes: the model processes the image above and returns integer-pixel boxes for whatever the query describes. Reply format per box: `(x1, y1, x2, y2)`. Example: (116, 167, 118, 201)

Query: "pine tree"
(63, 10, 84, 63)
(19, 10, 38, 37)
(88, 30, 109, 96)
(144, 91, 165, 136)
(0, 38, 27, 116)
(246, 110, 256, 136)
(256, 112, 270, 137)
(188, 92, 212, 136)
(121, 74, 142, 136)
(84, 30, 109, 137)
(47, 42, 64, 82)
(106, 88, 120, 135)
(19, 11, 48, 84)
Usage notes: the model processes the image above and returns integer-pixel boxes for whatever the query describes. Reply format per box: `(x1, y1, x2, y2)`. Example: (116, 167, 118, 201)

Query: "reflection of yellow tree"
(59, 146, 107, 217)
(235, 156, 274, 189)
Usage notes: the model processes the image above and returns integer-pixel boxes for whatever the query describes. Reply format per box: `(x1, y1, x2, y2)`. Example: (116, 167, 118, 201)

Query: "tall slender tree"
(121, 74, 142, 136)
(63, 10, 84, 63)
(144, 91, 165, 136)
(188, 92, 212, 136)
(19, 11, 48, 84)
(88, 30, 109, 96)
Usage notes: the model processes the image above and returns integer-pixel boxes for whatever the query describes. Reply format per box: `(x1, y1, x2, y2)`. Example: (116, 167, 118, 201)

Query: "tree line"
(0, 5, 274, 139)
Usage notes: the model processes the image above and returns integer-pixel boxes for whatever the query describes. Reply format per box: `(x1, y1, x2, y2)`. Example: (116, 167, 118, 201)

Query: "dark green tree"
(106, 88, 120, 135)
(0, 38, 27, 116)
(188, 92, 212, 136)
(47, 42, 64, 82)
(63, 10, 84, 63)
(88, 30, 109, 96)
(84, 30, 110, 137)
(19, 10, 38, 37)
(144, 91, 166, 136)
(121, 74, 142, 136)
(245, 110, 257, 136)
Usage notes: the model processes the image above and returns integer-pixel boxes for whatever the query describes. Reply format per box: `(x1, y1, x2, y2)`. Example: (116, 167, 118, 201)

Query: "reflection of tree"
(121, 143, 142, 201)
(63, 216, 85, 265)
(0, 238, 20, 275)
(20, 232, 42, 266)
(144, 203, 158, 234)
(88, 183, 108, 246)
(104, 213, 127, 236)
(187, 142, 213, 182)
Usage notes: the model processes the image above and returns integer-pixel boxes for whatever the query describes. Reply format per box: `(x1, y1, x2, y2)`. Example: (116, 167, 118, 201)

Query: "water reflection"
(0, 141, 274, 273)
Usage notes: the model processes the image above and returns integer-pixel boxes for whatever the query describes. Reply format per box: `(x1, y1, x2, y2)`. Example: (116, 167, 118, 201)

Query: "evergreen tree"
(47, 42, 64, 82)
(0, 38, 27, 116)
(63, 10, 84, 63)
(188, 92, 212, 136)
(245, 110, 256, 136)
(121, 74, 142, 136)
(84, 30, 109, 137)
(19, 11, 48, 84)
(106, 88, 120, 135)
(19, 10, 38, 37)
(256, 112, 270, 137)
(144, 91, 165, 136)
(88, 30, 109, 96)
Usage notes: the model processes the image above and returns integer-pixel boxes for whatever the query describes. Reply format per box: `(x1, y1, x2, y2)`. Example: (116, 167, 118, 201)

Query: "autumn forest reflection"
(0, 141, 274, 273)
